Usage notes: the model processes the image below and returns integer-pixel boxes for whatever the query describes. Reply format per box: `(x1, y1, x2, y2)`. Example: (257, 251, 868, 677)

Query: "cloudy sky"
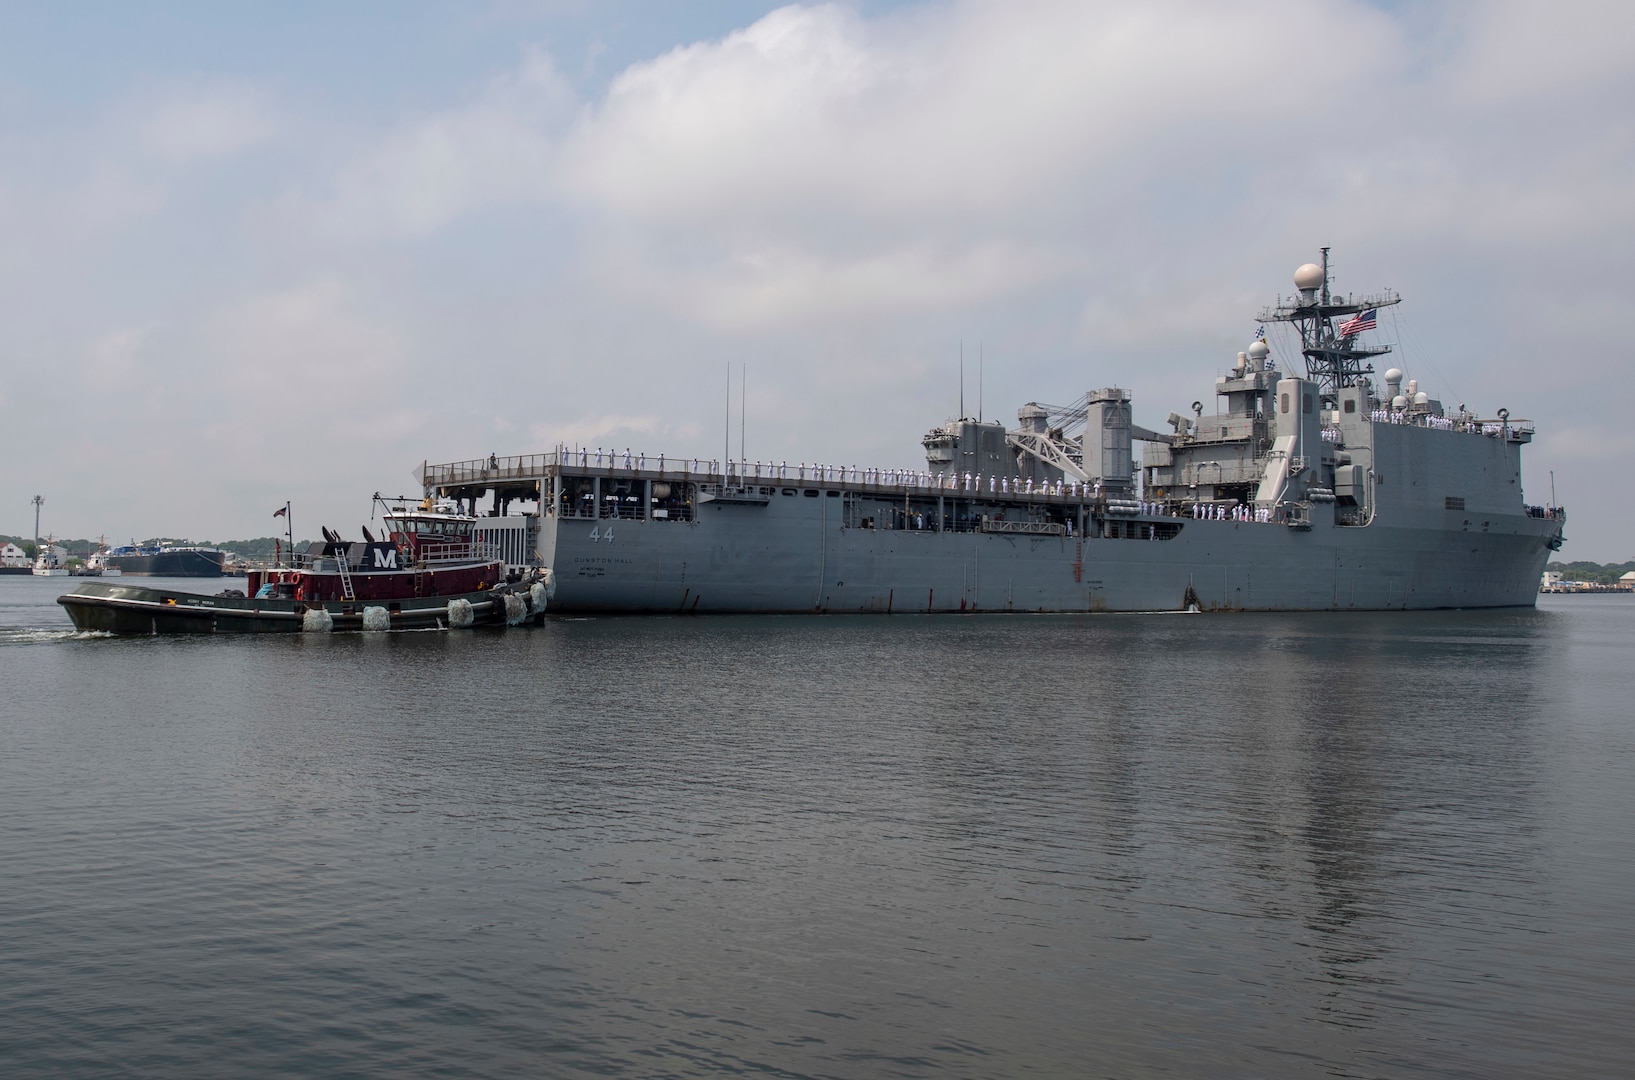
(2, 0, 1631, 559)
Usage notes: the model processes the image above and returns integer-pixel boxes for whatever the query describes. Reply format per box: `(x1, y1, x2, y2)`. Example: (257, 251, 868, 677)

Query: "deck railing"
(415, 540, 501, 565)
(422, 453, 560, 488)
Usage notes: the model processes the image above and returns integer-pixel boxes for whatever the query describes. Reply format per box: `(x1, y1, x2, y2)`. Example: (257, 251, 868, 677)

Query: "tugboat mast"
(1257, 247, 1401, 402)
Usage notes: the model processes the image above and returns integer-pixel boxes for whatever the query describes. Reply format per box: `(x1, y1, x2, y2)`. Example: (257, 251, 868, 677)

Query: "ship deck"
(427, 450, 1189, 517)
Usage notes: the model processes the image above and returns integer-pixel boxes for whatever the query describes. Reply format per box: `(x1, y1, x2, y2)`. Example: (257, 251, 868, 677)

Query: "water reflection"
(0, 583, 1625, 1077)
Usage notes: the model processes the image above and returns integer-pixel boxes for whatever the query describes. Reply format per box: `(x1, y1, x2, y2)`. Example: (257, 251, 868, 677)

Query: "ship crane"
(1007, 394, 1092, 481)
(1007, 428, 1089, 482)
(1034, 395, 1093, 437)
(1006, 391, 1165, 483)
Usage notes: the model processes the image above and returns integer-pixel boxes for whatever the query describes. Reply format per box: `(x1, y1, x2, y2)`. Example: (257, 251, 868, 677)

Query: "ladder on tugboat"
(335, 544, 356, 601)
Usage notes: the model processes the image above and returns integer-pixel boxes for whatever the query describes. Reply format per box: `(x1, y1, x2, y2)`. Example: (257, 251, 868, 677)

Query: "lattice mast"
(1256, 247, 1400, 402)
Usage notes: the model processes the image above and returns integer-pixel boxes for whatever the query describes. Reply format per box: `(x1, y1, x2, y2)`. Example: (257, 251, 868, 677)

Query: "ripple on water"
(0, 590, 1632, 1077)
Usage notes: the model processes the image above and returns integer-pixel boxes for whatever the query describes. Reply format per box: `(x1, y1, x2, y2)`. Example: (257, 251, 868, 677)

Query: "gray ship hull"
(427, 251, 1567, 614)
(539, 488, 1554, 614)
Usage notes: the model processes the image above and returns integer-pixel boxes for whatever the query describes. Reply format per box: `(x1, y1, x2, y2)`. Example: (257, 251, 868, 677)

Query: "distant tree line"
(196, 537, 319, 558)
(1546, 560, 1635, 584)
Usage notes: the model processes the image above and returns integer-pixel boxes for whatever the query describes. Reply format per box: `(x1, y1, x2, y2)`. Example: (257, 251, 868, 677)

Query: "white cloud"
(314, 48, 573, 237)
(1444, 0, 1635, 105)
(200, 280, 407, 392)
(562, 2, 1397, 227)
(602, 239, 1076, 331)
(5, 1, 1635, 557)
(1537, 426, 1635, 462)
(84, 325, 154, 384)
(531, 412, 666, 449)
(139, 86, 282, 162)
(545, 1, 1412, 333)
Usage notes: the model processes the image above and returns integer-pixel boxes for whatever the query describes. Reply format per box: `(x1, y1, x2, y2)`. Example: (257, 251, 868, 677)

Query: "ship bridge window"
(804, 489, 819, 497)
(782, 488, 796, 496)
(1281, 393, 1290, 414)
(827, 490, 839, 497)
(1304, 394, 1314, 414)
(1344, 399, 1356, 413)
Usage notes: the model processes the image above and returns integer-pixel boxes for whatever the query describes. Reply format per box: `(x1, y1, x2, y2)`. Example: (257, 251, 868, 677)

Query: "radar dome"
(1392, 395, 1408, 409)
(1414, 392, 1429, 405)
(1384, 368, 1404, 383)
(1247, 340, 1270, 360)
(1293, 263, 1324, 291)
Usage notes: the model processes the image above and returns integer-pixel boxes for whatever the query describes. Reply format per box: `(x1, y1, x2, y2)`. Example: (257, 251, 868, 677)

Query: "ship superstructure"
(417, 254, 1565, 613)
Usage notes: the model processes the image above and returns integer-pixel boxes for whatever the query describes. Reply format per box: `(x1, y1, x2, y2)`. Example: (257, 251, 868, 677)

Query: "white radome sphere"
(1247, 340, 1270, 360)
(1392, 395, 1408, 409)
(1414, 391, 1429, 405)
(1384, 368, 1404, 383)
(1294, 263, 1324, 290)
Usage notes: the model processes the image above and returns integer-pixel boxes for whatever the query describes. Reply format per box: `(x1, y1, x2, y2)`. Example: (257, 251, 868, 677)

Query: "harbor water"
(2, 575, 1632, 1077)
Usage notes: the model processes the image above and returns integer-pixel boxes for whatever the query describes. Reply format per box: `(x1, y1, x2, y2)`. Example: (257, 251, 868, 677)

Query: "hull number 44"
(590, 525, 613, 543)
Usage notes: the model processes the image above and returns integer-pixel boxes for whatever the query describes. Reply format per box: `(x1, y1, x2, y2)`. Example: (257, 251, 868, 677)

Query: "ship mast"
(1256, 247, 1401, 402)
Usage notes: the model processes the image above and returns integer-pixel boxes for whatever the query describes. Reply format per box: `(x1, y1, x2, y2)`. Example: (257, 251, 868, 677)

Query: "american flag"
(1339, 309, 1377, 336)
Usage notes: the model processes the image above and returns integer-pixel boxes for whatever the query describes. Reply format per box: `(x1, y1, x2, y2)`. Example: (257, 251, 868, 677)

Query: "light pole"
(31, 495, 43, 553)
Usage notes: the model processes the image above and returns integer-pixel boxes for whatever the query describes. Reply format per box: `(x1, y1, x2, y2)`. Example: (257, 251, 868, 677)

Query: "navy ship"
(103, 543, 226, 578)
(423, 252, 1566, 613)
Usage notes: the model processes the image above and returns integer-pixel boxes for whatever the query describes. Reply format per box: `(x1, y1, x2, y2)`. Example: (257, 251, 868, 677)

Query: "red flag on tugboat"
(273, 505, 287, 518)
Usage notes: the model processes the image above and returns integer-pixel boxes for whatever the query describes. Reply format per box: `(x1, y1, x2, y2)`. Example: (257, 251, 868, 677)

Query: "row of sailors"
(1115, 500, 1271, 523)
(561, 453, 1261, 519)
(1191, 502, 1272, 523)
(567, 447, 1127, 496)
(1366, 411, 1504, 435)
(561, 418, 1521, 489)
(565, 447, 1291, 523)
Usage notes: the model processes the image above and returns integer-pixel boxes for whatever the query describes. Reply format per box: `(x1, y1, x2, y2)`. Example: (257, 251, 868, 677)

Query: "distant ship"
(32, 540, 70, 577)
(102, 543, 225, 577)
(80, 542, 123, 577)
(418, 250, 1566, 613)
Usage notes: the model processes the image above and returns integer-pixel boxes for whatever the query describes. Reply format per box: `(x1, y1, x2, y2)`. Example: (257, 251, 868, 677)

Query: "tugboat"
(77, 538, 124, 577)
(32, 537, 70, 577)
(58, 500, 552, 633)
